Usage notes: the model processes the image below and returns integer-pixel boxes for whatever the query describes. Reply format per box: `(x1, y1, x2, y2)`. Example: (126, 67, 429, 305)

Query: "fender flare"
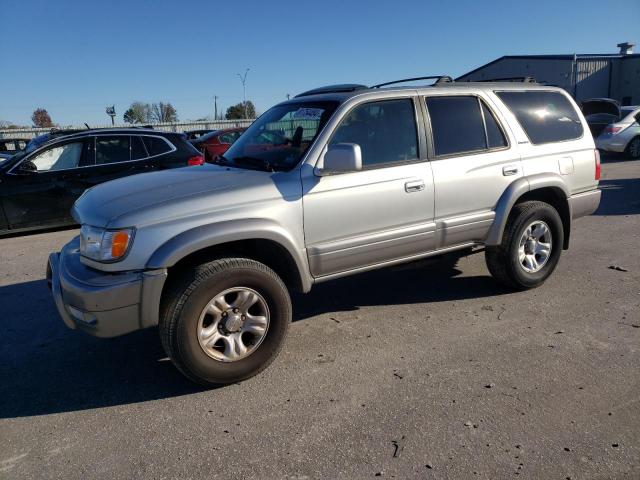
(485, 173, 571, 246)
(146, 218, 313, 292)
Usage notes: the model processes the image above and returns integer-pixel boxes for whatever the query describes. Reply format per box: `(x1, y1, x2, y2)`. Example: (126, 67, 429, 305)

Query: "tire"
(159, 258, 291, 387)
(625, 136, 640, 160)
(485, 201, 563, 290)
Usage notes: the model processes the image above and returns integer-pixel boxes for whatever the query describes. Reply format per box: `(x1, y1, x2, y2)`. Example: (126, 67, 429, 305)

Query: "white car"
(595, 106, 640, 159)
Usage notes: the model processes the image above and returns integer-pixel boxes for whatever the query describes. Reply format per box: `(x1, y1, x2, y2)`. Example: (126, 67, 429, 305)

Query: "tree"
(123, 102, 151, 124)
(225, 101, 256, 119)
(31, 108, 53, 128)
(150, 102, 178, 123)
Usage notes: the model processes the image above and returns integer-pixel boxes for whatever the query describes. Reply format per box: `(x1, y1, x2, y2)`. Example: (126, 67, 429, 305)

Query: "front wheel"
(159, 258, 291, 386)
(485, 201, 564, 290)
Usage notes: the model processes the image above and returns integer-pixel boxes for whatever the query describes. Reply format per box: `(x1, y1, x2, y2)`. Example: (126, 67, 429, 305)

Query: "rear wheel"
(485, 201, 563, 290)
(625, 136, 640, 159)
(159, 258, 291, 386)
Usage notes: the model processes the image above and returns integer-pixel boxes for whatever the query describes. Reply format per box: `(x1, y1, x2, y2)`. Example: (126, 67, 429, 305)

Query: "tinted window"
(426, 96, 486, 156)
(219, 131, 241, 144)
(143, 136, 172, 156)
(330, 99, 418, 167)
(496, 91, 583, 144)
(131, 136, 147, 160)
(481, 101, 508, 149)
(96, 136, 130, 165)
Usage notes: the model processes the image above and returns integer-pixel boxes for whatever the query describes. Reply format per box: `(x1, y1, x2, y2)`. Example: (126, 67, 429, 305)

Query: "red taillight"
(187, 155, 204, 166)
(603, 126, 621, 135)
(594, 149, 601, 181)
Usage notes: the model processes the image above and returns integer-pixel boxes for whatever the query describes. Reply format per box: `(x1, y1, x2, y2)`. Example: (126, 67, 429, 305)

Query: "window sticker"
(293, 108, 324, 120)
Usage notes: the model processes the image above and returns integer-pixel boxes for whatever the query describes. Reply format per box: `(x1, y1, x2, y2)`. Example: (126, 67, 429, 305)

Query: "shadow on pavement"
(594, 177, 640, 216)
(0, 254, 508, 419)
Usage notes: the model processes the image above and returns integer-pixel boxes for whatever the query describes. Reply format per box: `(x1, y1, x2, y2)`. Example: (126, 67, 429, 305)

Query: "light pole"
(105, 105, 116, 126)
(237, 68, 250, 118)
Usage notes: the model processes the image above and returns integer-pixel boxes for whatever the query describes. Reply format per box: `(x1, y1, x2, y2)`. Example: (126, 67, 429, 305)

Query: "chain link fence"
(0, 119, 255, 140)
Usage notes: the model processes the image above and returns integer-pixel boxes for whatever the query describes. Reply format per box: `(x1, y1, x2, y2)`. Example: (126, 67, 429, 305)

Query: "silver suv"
(47, 77, 601, 386)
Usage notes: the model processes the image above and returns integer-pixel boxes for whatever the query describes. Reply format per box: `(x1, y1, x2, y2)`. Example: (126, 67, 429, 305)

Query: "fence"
(0, 119, 255, 140)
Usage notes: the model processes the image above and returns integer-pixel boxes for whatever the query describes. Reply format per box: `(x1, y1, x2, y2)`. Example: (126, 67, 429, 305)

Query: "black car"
(0, 129, 203, 235)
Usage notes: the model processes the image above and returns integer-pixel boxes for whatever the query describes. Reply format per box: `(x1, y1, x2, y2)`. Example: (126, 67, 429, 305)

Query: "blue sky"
(1, 0, 638, 126)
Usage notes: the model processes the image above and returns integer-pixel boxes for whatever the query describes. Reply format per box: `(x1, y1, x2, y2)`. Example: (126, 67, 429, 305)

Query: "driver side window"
(27, 142, 84, 172)
(330, 99, 419, 167)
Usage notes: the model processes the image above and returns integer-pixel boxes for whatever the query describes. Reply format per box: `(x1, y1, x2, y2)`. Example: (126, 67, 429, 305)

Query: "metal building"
(457, 42, 639, 105)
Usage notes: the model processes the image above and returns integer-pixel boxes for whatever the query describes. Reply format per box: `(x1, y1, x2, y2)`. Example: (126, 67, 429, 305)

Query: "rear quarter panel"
(490, 90, 598, 195)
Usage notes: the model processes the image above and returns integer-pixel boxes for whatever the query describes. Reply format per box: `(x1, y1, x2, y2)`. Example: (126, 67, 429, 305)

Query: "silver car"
(48, 77, 601, 386)
(595, 106, 640, 159)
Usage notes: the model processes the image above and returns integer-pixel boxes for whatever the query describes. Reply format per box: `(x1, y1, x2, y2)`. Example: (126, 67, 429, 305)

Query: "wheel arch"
(148, 219, 313, 294)
(486, 174, 572, 250)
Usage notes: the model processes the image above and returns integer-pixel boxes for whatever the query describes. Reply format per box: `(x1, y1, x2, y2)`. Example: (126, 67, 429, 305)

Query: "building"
(457, 42, 639, 105)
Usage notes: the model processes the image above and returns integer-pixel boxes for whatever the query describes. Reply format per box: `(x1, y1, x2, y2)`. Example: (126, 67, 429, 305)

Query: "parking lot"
(0, 156, 637, 479)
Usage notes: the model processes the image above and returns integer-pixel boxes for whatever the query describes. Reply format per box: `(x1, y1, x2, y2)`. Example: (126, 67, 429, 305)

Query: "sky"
(1, 0, 638, 126)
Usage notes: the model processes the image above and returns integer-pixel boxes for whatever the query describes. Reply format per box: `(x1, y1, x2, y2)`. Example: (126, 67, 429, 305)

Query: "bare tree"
(31, 108, 53, 128)
(150, 102, 178, 123)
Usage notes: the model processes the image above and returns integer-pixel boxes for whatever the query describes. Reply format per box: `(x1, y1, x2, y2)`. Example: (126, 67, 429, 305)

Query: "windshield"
(220, 101, 338, 171)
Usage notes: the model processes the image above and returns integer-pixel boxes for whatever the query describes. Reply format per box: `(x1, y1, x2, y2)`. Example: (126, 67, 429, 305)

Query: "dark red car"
(190, 127, 246, 162)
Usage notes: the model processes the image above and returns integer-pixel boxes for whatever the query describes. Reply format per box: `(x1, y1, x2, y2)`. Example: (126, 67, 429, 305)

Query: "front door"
(1, 138, 92, 229)
(303, 97, 435, 277)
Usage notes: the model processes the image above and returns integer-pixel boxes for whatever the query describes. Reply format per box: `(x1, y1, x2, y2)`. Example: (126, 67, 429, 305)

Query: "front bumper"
(47, 237, 167, 338)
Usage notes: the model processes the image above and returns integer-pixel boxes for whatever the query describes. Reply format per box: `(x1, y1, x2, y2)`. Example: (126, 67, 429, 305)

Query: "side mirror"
(320, 143, 362, 174)
(635, 112, 640, 125)
(19, 160, 38, 173)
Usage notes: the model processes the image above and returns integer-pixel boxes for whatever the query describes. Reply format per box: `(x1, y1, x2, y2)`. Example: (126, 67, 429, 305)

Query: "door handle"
(404, 180, 425, 193)
(502, 165, 519, 176)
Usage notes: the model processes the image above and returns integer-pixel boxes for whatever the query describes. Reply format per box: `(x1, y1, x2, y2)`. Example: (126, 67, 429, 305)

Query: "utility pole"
(214, 96, 218, 120)
(237, 68, 250, 118)
(286, 94, 290, 100)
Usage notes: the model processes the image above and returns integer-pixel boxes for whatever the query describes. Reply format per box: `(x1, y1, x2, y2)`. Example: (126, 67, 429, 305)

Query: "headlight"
(80, 225, 134, 262)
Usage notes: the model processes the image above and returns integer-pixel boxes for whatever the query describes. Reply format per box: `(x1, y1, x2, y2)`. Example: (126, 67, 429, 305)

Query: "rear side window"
(481, 102, 508, 149)
(143, 136, 172, 156)
(426, 96, 487, 156)
(496, 91, 583, 144)
(131, 136, 147, 160)
(96, 136, 130, 165)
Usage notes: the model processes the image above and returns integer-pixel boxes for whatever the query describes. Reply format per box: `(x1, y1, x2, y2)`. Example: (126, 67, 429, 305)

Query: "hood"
(73, 164, 300, 228)
(581, 99, 620, 117)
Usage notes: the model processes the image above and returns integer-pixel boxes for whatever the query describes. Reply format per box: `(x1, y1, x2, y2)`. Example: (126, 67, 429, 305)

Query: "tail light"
(602, 126, 621, 135)
(594, 149, 601, 181)
(187, 154, 204, 166)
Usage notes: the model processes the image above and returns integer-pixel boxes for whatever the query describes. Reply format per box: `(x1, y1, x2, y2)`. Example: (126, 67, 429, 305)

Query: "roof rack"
(371, 76, 453, 88)
(471, 76, 537, 83)
(295, 84, 368, 98)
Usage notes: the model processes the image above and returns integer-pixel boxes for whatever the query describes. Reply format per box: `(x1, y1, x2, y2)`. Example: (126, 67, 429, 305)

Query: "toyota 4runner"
(47, 76, 601, 386)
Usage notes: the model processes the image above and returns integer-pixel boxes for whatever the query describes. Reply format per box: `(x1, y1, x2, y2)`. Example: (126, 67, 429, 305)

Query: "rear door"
(424, 93, 521, 248)
(1, 138, 91, 228)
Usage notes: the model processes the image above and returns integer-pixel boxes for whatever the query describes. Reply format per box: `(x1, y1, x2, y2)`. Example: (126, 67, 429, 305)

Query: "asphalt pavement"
(1, 156, 638, 479)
